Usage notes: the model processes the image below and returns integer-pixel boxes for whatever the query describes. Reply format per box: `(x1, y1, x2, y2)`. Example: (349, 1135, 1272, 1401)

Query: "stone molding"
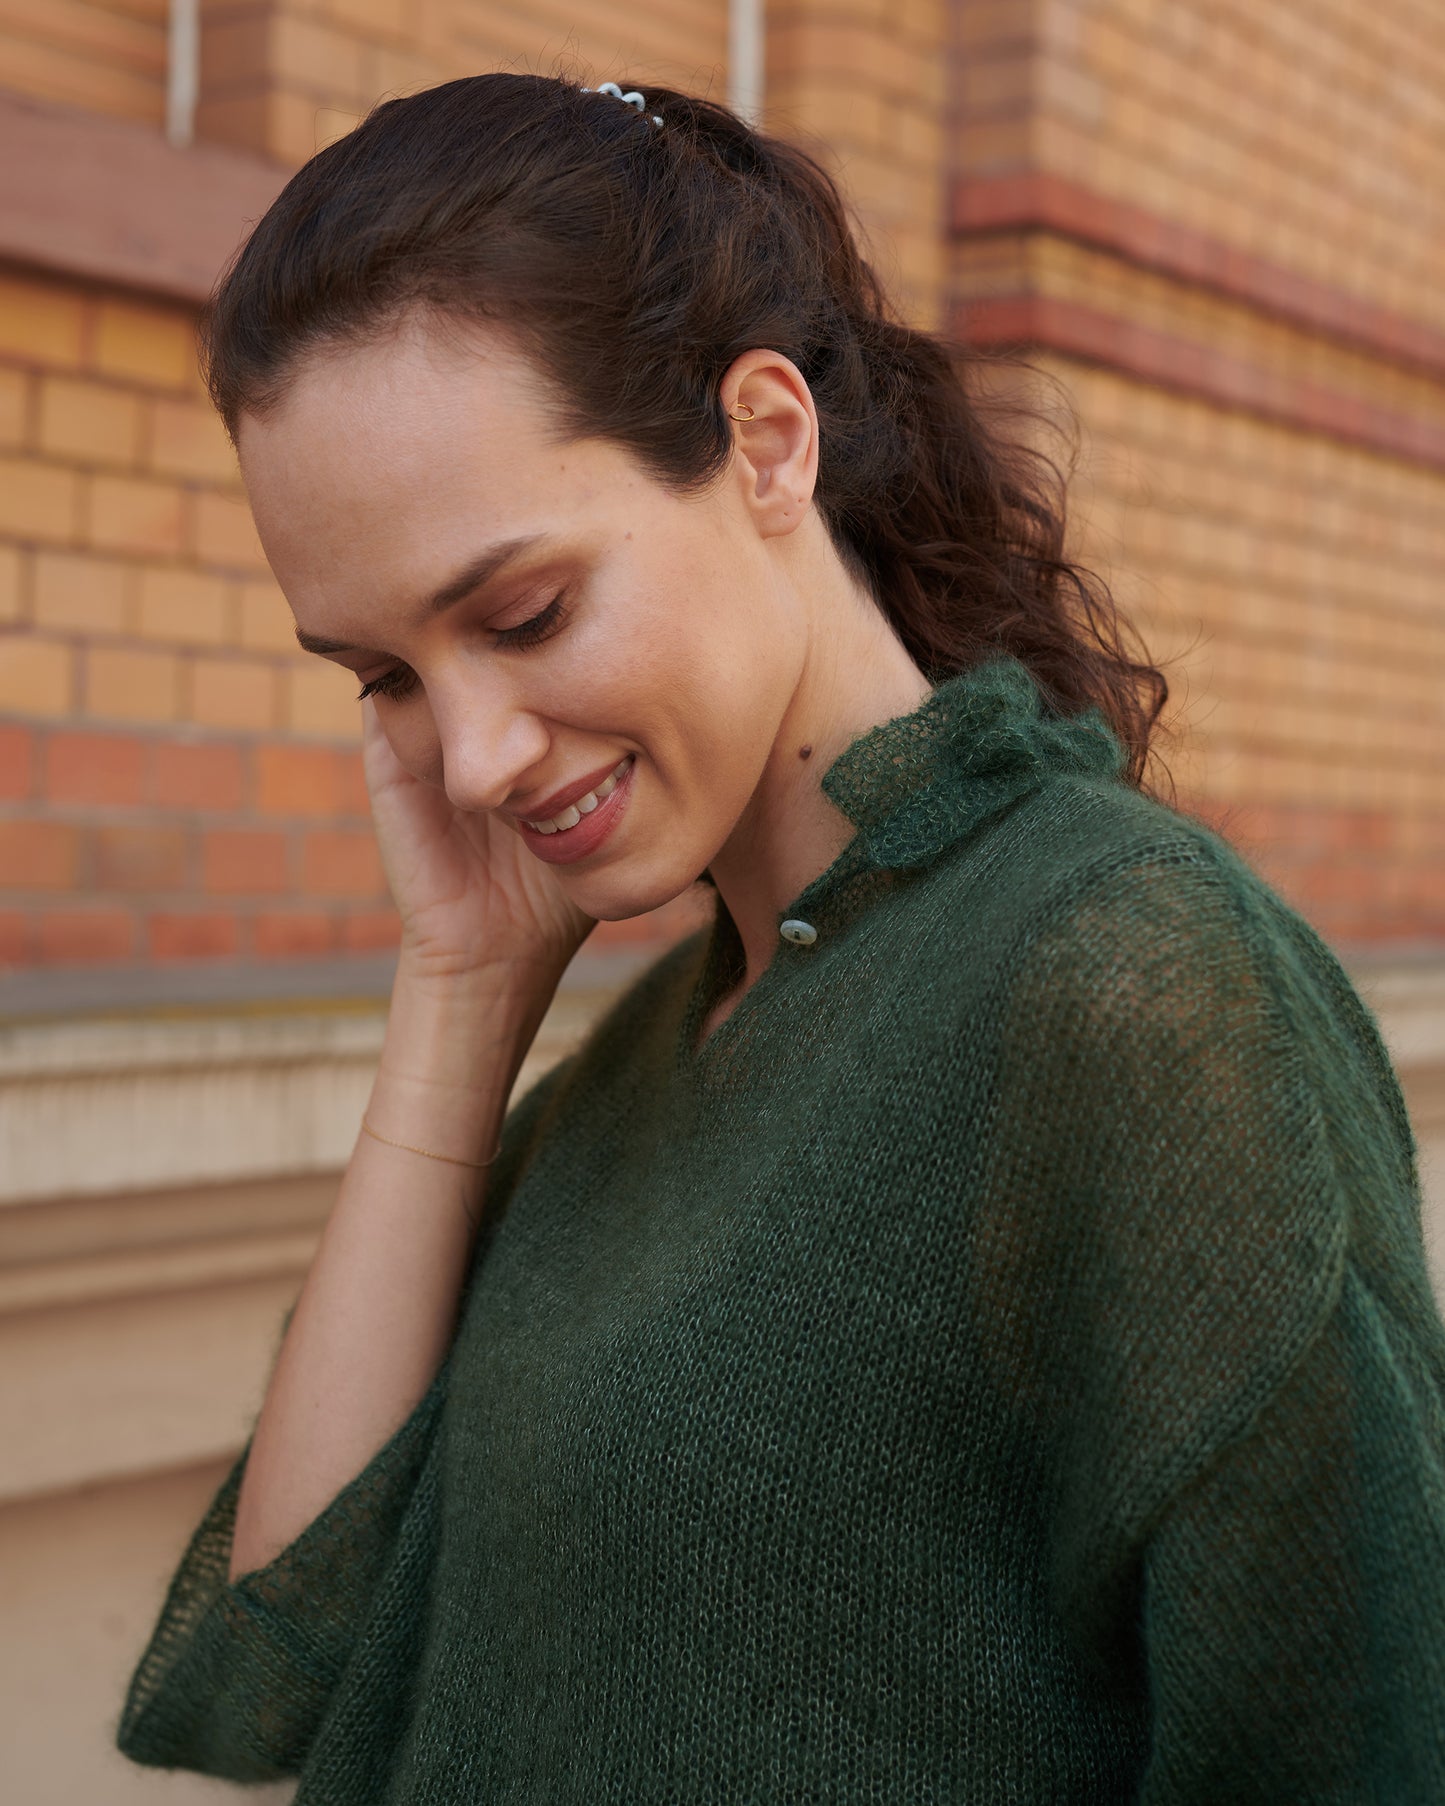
(0, 86, 286, 305)
(952, 171, 1445, 383)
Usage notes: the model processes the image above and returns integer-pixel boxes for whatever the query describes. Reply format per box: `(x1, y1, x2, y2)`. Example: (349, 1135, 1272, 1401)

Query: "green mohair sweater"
(117, 653, 1445, 1801)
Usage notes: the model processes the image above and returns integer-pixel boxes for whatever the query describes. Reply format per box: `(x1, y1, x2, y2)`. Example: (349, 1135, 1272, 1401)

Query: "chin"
(563, 859, 716, 925)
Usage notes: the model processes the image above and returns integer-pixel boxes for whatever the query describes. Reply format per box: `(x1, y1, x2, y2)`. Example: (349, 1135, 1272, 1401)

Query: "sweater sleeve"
(1136, 1253, 1445, 1801)
(114, 1050, 578, 1783)
(973, 842, 1445, 1794)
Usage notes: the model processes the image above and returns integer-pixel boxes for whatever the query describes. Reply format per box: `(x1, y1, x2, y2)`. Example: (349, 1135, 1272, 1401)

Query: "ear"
(720, 348, 818, 541)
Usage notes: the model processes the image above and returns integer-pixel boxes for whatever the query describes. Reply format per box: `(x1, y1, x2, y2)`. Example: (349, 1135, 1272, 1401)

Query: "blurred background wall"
(0, 1, 1441, 1799)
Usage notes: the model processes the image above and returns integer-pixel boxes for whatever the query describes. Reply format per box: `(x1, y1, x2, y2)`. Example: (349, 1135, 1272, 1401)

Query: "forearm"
(228, 962, 554, 1582)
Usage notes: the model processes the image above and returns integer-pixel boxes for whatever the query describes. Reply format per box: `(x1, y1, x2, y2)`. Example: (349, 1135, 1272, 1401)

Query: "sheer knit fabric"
(116, 652, 1445, 1801)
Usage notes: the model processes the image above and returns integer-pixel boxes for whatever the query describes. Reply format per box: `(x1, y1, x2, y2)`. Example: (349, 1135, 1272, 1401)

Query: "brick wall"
(0, 0, 1441, 976)
(951, 0, 1445, 954)
(955, 0, 1443, 326)
(0, 0, 168, 130)
(0, 267, 397, 966)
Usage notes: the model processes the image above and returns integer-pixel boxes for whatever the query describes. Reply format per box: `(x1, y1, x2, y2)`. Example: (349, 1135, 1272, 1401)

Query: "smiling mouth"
(521, 755, 634, 834)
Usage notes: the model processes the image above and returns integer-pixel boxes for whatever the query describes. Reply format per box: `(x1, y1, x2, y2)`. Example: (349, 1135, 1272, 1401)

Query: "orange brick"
(32, 550, 129, 634)
(0, 545, 23, 625)
(0, 910, 32, 965)
(282, 660, 362, 738)
(237, 578, 298, 653)
(86, 472, 186, 556)
(188, 653, 279, 730)
(272, 14, 370, 95)
(151, 736, 245, 811)
(202, 828, 290, 894)
(46, 728, 147, 806)
(146, 397, 239, 484)
(85, 645, 182, 722)
(317, 0, 409, 43)
(253, 909, 336, 957)
(0, 633, 74, 716)
(0, 367, 27, 449)
(136, 565, 231, 646)
(92, 299, 198, 390)
(255, 743, 345, 816)
(0, 24, 164, 125)
(192, 91, 272, 161)
(270, 94, 359, 164)
(339, 906, 400, 951)
(92, 824, 189, 892)
(0, 819, 82, 889)
(0, 724, 35, 799)
(38, 376, 143, 466)
(0, 456, 81, 542)
(0, 274, 86, 368)
(191, 489, 269, 572)
(335, 748, 370, 816)
(148, 911, 239, 959)
(197, 12, 269, 89)
(300, 828, 384, 896)
(37, 908, 136, 964)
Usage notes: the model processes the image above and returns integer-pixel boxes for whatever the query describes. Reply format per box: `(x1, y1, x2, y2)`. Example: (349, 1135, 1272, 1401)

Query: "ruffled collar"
(814, 650, 1127, 879)
(682, 653, 1128, 1055)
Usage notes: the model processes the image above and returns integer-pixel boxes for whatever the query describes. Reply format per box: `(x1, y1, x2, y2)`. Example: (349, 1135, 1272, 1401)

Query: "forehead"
(234, 317, 615, 616)
(239, 317, 570, 509)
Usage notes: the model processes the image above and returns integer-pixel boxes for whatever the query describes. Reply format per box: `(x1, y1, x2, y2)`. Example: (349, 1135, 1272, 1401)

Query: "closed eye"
(354, 592, 570, 703)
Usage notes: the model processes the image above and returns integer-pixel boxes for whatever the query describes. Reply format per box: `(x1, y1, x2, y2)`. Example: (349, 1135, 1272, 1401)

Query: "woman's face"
(237, 315, 817, 922)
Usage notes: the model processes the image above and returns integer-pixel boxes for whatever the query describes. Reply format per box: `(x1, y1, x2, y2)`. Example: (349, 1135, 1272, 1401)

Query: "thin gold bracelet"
(360, 1114, 503, 1169)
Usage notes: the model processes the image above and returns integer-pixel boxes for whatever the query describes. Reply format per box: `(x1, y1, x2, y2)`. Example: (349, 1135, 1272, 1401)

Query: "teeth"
(524, 755, 631, 834)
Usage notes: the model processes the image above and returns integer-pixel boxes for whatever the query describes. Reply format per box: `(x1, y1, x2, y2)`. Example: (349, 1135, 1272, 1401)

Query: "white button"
(779, 918, 817, 945)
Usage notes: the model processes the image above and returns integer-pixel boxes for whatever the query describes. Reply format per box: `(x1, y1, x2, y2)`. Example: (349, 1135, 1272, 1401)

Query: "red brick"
(252, 909, 337, 957)
(255, 743, 344, 816)
(37, 908, 136, 963)
(0, 910, 32, 965)
(0, 820, 81, 889)
(338, 907, 400, 952)
(147, 912, 239, 960)
(202, 828, 290, 894)
(46, 729, 147, 806)
(300, 829, 384, 897)
(0, 724, 36, 800)
(92, 824, 188, 891)
(335, 749, 371, 817)
(150, 738, 245, 811)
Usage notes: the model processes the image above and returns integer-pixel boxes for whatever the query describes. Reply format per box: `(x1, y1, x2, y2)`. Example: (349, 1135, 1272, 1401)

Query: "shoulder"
(917, 768, 1420, 1222)
(921, 761, 1353, 1036)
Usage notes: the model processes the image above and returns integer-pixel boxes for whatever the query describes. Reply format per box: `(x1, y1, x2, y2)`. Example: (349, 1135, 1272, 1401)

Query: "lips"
(510, 755, 632, 827)
(517, 753, 636, 864)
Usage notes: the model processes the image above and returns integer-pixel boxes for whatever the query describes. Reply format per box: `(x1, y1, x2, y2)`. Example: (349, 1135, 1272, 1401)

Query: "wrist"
(381, 962, 557, 1097)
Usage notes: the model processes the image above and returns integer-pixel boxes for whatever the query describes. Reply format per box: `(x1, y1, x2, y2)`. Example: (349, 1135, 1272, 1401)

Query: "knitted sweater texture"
(116, 653, 1445, 1801)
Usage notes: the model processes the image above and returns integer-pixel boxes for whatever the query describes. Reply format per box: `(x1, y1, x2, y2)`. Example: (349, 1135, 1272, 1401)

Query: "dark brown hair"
(202, 72, 1174, 793)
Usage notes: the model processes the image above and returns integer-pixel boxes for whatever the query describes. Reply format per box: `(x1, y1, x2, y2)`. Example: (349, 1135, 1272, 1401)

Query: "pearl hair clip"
(581, 80, 663, 129)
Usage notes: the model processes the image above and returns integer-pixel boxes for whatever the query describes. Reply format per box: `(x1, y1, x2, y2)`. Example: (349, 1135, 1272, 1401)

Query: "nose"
(429, 673, 551, 817)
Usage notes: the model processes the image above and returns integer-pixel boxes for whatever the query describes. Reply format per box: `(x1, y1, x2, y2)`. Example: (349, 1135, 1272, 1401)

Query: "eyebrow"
(293, 532, 553, 656)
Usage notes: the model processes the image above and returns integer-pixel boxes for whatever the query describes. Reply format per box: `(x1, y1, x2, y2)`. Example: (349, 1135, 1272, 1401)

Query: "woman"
(116, 73, 1445, 1800)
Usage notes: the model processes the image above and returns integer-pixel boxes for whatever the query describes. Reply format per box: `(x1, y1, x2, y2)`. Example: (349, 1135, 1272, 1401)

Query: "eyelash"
(355, 592, 570, 703)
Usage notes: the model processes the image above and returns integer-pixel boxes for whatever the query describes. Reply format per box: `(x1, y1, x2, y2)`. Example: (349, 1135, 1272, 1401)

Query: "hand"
(359, 698, 596, 991)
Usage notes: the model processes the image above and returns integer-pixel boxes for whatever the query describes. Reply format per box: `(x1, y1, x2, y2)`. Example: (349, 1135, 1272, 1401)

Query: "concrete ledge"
(0, 944, 668, 1204)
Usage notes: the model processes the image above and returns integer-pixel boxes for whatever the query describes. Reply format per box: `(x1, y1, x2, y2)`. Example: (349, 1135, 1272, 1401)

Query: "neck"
(706, 558, 933, 1010)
